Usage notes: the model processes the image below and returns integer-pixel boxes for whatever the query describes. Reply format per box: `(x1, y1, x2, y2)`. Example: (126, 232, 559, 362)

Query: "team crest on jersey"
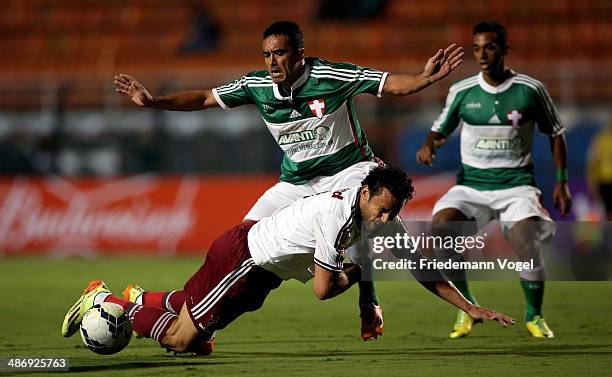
(308, 99, 326, 119)
(507, 110, 523, 129)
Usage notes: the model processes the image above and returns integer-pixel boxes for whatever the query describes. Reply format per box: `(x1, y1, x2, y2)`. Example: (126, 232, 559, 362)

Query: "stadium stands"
(1, 0, 610, 89)
(0, 0, 609, 176)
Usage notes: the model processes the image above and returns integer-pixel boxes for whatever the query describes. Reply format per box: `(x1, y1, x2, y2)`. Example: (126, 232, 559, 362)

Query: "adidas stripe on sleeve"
(431, 77, 477, 136)
(212, 74, 273, 109)
(515, 75, 565, 136)
(310, 62, 389, 99)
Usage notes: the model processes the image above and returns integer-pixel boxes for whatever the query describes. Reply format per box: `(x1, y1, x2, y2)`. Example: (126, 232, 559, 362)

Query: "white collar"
(272, 61, 310, 102)
(477, 70, 515, 94)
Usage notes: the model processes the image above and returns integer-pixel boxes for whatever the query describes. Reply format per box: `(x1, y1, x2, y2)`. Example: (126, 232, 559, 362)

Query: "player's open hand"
(466, 305, 516, 327)
(553, 182, 572, 217)
(416, 143, 436, 166)
(423, 44, 464, 84)
(114, 74, 153, 107)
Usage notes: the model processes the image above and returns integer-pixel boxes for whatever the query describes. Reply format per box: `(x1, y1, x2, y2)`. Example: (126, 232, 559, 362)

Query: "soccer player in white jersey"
(61, 166, 515, 355)
(114, 20, 464, 340)
(416, 21, 572, 339)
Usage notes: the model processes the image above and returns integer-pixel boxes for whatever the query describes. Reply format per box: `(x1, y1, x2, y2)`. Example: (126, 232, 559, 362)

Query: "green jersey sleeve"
(310, 60, 388, 100)
(431, 83, 466, 137)
(212, 74, 259, 109)
(531, 80, 565, 136)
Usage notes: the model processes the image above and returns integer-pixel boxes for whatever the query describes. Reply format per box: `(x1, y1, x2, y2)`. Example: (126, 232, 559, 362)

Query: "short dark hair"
(362, 166, 414, 202)
(263, 21, 304, 51)
(473, 21, 508, 47)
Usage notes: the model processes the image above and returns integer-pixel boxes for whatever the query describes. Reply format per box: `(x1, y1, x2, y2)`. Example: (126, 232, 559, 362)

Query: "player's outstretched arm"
(114, 74, 220, 111)
(382, 44, 464, 96)
(550, 134, 572, 216)
(464, 305, 516, 327)
(417, 279, 515, 328)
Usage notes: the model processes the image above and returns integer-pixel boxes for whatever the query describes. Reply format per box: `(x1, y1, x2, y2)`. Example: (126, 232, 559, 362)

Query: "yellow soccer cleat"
(526, 316, 554, 338)
(122, 284, 145, 303)
(61, 280, 110, 337)
(450, 310, 474, 339)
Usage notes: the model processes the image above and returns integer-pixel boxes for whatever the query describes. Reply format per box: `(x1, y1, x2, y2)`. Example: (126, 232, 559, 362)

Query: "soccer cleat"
(360, 303, 384, 341)
(449, 310, 474, 339)
(526, 316, 555, 338)
(61, 280, 110, 337)
(198, 338, 214, 356)
(190, 336, 215, 356)
(123, 284, 144, 304)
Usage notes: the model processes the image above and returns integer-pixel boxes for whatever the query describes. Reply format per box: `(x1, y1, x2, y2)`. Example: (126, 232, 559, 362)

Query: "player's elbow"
(313, 265, 342, 300)
(313, 283, 334, 300)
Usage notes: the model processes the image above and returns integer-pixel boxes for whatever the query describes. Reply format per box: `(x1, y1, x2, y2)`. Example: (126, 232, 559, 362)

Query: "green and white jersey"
(212, 57, 388, 184)
(432, 71, 564, 190)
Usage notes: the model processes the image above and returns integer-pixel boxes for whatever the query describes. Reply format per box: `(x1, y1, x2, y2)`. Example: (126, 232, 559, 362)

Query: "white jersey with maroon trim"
(247, 187, 360, 283)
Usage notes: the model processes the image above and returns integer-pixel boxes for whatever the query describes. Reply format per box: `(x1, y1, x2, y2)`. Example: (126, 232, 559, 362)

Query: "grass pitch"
(1, 256, 611, 376)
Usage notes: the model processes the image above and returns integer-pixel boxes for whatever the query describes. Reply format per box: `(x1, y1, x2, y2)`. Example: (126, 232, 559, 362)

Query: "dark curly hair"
(263, 21, 304, 52)
(361, 166, 414, 202)
(473, 21, 508, 47)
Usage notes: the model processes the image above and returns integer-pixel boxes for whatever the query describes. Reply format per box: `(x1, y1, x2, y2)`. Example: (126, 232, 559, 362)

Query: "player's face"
(359, 186, 405, 233)
(473, 32, 506, 74)
(263, 34, 305, 86)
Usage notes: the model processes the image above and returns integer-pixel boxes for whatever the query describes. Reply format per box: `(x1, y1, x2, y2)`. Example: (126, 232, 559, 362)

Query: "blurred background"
(0, 0, 610, 256)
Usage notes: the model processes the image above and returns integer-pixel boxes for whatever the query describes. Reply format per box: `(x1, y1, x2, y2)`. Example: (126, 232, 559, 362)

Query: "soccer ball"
(79, 302, 133, 355)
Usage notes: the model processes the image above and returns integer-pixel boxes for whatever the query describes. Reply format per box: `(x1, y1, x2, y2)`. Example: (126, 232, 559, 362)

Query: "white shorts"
(432, 185, 555, 239)
(244, 161, 379, 221)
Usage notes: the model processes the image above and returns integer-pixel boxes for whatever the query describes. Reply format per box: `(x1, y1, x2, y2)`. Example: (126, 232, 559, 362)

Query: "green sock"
(358, 281, 379, 305)
(452, 280, 478, 306)
(520, 280, 544, 321)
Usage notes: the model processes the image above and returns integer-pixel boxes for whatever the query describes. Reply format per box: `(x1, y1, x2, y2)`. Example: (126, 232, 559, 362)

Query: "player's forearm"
(550, 134, 568, 172)
(149, 90, 216, 111)
(424, 130, 447, 149)
(383, 73, 431, 96)
(419, 280, 473, 313)
(319, 265, 361, 300)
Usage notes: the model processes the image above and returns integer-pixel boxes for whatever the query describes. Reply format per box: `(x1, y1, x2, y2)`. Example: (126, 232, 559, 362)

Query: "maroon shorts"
(184, 221, 282, 333)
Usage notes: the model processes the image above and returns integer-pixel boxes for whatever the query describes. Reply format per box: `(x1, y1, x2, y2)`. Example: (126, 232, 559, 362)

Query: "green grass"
(1, 256, 611, 376)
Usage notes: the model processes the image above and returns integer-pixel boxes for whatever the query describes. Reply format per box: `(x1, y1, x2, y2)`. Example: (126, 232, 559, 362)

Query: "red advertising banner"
(400, 173, 456, 220)
(0, 175, 278, 256)
(0, 174, 459, 256)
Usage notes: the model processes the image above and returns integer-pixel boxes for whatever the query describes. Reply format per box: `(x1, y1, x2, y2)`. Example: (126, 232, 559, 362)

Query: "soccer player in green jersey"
(416, 21, 572, 339)
(115, 20, 463, 341)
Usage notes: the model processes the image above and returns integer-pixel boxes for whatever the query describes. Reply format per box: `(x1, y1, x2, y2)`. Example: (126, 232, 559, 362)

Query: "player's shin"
(519, 255, 546, 322)
(104, 295, 178, 342)
(144, 291, 187, 313)
(123, 285, 187, 314)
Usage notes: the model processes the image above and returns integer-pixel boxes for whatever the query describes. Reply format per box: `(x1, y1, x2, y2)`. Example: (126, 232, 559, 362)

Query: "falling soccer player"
(61, 166, 515, 355)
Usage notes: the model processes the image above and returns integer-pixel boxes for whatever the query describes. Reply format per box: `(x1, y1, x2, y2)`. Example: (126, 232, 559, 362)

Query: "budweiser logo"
(0, 176, 199, 254)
